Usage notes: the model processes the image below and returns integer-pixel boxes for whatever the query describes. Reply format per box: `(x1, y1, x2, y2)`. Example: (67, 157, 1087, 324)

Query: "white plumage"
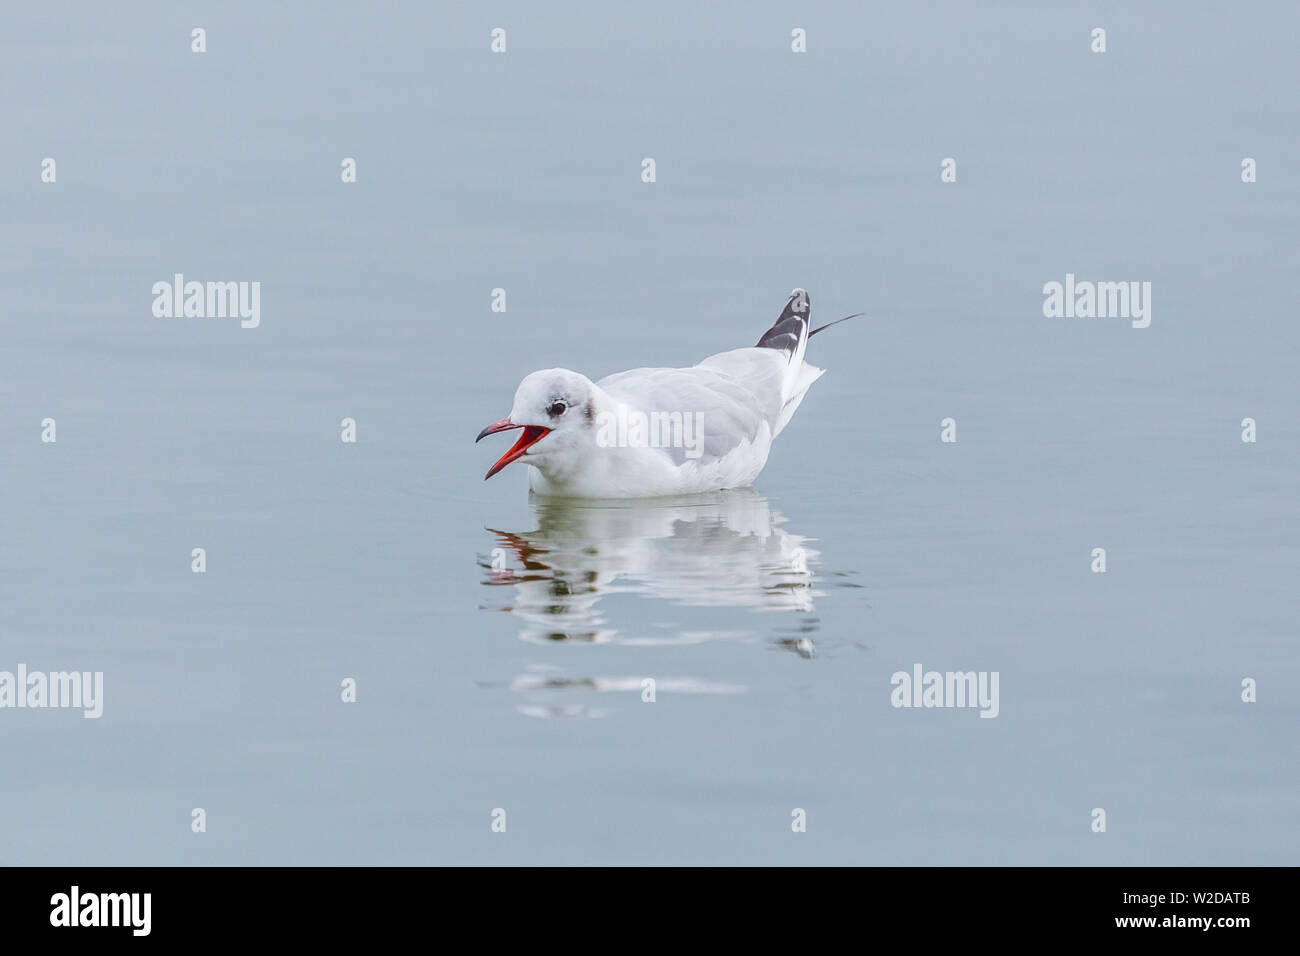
(476, 288, 836, 498)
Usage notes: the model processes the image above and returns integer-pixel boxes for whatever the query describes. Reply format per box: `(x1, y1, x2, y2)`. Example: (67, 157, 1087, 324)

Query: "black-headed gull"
(476, 289, 856, 497)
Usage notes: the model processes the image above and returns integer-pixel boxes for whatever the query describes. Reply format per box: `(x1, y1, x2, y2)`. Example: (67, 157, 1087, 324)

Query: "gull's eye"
(548, 401, 567, 417)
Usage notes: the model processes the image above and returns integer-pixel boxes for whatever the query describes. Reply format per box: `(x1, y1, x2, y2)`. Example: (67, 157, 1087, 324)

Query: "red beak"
(476, 419, 552, 479)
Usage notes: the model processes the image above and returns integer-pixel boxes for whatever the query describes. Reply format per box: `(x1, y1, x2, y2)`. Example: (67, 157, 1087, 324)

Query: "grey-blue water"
(2, 2, 1296, 865)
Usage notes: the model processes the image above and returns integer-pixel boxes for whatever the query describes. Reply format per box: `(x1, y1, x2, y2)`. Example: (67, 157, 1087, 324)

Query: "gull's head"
(476, 368, 597, 480)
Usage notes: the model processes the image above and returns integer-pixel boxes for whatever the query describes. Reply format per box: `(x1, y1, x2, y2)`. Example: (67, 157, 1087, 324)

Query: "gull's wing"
(595, 362, 782, 467)
(592, 288, 826, 467)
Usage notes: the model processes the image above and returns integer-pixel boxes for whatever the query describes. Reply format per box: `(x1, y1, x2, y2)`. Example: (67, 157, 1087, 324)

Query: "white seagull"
(476, 289, 858, 498)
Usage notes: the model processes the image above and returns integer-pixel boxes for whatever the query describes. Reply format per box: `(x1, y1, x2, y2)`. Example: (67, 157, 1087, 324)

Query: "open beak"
(475, 419, 552, 479)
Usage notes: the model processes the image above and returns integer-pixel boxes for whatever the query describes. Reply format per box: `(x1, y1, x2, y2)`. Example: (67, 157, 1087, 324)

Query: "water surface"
(2, 1, 1297, 865)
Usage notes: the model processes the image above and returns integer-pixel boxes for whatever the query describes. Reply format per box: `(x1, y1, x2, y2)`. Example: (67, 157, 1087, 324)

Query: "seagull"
(476, 289, 858, 498)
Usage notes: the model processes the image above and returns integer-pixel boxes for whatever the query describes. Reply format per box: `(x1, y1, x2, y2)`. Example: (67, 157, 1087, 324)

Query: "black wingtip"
(779, 288, 810, 322)
(755, 288, 812, 353)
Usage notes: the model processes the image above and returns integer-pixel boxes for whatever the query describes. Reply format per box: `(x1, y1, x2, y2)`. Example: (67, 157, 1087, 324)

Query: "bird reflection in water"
(478, 488, 821, 715)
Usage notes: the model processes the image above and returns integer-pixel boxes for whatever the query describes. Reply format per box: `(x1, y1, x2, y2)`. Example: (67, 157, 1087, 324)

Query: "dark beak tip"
(476, 418, 517, 444)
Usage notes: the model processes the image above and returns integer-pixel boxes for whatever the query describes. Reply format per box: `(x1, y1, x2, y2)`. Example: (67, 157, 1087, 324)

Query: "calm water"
(2, 2, 1297, 865)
